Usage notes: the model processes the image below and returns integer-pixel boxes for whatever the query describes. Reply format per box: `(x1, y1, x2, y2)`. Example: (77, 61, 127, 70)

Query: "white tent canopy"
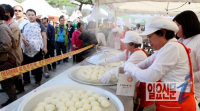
(93, 0, 200, 16)
(88, 6, 108, 21)
(70, 10, 82, 21)
(0, 0, 20, 7)
(21, 0, 67, 17)
(96, 0, 200, 4)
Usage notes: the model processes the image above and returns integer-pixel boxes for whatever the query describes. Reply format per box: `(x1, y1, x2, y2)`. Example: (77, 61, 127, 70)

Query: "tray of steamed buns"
(68, 65, 118, 85)
(18, 85, 124, 111)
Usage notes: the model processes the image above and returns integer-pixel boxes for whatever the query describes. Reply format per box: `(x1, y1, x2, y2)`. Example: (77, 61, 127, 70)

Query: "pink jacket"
(71, 30, 82, 51)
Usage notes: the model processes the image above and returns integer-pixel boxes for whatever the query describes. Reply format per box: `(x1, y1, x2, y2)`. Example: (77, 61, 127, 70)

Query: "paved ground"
(0, 58, 74, 105)
(0, 57, 156, 111)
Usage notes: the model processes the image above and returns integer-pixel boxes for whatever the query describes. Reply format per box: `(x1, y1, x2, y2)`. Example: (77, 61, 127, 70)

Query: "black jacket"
(46, 23, 55, 47)
(78, 30, 98, 60)
(68, 25, 75, 39)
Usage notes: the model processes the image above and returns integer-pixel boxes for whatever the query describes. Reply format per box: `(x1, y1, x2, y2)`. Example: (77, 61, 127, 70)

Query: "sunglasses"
(14, 10, 22, 12)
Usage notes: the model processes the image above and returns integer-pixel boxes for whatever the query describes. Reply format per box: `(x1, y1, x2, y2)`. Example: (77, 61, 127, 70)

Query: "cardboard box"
(116, 67, 136, 97)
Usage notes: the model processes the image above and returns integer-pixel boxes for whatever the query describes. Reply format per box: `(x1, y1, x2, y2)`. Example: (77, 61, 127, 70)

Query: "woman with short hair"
(0, 5, 17, 107)
(71, 22, 84, 64)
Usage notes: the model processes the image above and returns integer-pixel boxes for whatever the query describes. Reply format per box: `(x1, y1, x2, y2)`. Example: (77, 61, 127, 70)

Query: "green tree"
(46, 0, 77, 8)
(75, 0, 93, 11)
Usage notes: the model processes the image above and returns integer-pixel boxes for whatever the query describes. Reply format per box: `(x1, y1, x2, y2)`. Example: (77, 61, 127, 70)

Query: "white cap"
(140, 16, 178, 36)
(112, 28, 119, 33)
(123, 22, 132, 29)
(41, 15, 48, 19)
(55, 21, 59, 24)
(67, 18, 73, 22)
(121, 31, 142, 44)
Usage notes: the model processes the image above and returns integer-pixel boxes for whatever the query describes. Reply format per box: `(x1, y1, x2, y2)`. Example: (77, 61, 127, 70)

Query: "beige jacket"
(0, 20, 13, 62)
(7, 19, 23, 66)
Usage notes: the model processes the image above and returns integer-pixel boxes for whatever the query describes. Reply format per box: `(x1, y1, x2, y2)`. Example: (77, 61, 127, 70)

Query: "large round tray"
(68, 66, 117, 85)
(18, 85, 124, 111)
(86, 49, 123, 66)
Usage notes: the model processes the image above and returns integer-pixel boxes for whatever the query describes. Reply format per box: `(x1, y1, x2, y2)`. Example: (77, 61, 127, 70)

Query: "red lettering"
(18, 66, 23, 72)
(22, 65, 28, 72)
(12, 68, 18, 74)
(1, 71, 6, 77)
(33, 62, 38, 68)
(26, 63, 34, 70)
(9, 69, 15, 77)
(156, 83, 162, 93)
(163, 94, 169, 99)
(148, 84, 153, 93)
(39, 60, 45, 66)
(156, 94, 162, 100)
(149, 93, 155, 99)
(170, 90, 177, 100)
(162, 84, 169, 95)
(5, 69, 12, 76)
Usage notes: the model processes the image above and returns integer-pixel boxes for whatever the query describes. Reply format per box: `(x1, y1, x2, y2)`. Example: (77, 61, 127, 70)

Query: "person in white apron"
(98, 31, 145, 82)
(173, 10, 200, 107)
(99, 31, 154, 110)
(107, 28, 121, 49)
(124, 16, 198, 111)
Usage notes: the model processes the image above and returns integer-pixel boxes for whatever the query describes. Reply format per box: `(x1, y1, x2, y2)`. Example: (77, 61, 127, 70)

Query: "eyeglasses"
(14, 10, 22, 12)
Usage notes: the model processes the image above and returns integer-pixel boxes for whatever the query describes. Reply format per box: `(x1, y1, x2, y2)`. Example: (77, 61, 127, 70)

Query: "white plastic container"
(18, 84, 124, 111)
(86, 48, 123, 66)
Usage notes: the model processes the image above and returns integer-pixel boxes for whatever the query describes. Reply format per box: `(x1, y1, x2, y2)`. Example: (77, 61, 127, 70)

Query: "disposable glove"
(124, 71, 131, 75)
(101, 67, 119, 83)
(101, 72, 112, 84)
(73, 44, 78, 49)
(97, 59, 106, 65)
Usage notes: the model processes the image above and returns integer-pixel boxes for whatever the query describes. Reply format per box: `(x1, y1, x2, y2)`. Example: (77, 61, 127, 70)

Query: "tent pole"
(95, 0, 99, 36)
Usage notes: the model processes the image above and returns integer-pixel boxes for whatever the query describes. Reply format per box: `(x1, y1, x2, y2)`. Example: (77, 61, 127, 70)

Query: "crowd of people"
(0, 4, 98, 107)
(0, 3, 143, 107)
(1, 2, 200, 111)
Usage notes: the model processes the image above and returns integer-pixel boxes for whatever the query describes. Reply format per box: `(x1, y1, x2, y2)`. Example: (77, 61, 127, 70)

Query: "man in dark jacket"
(78, 21, 98, 61)
(67, 19, 75, 53)
(41, 15, 56, 75)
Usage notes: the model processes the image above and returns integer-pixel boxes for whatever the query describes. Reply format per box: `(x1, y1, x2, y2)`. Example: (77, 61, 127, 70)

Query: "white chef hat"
(41, 15, 48, 19)
(123, 22, 132, 29)
(140, 16, 178, 36)
(121, 31, 142, 44)
(112, 28, 119, 33)
(67, 18, 72, 22)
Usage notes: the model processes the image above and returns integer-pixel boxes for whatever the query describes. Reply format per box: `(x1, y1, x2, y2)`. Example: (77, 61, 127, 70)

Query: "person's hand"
(73, 44, 77, 49)
(22, 38, 29, 46)
(97, 59, 106, 65)
(124, 62, 136, 73)
(42, 47, 48, 54)
(124, 71, 131, 75)
(101, 72, 112, 84)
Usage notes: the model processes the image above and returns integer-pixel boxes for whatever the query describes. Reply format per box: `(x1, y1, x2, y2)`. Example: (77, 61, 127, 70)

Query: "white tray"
(68, 66, 117, 85)
(86, 49, 123, 67)
(18, 85, 124, 111)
